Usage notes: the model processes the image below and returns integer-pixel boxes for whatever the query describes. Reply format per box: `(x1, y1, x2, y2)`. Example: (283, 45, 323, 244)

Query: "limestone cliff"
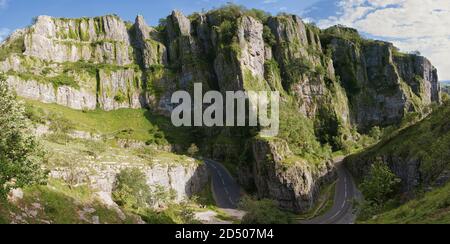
(322, 26, 441, 131)
(345, 102, 450, 195)
(0, 9, 442, 212)
(250, 138, 335, 212)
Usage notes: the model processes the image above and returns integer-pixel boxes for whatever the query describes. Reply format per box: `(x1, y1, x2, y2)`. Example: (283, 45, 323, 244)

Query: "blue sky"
(0, 0, 449, 80)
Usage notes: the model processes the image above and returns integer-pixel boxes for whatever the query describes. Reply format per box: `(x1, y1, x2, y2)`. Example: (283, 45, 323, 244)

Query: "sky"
(0, 0, 449, 81)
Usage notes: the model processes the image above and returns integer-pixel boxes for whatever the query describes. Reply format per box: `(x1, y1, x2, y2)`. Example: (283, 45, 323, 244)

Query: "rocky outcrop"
(133, 15, 167, 68)
(250, 138, 336, 212)
(6, 75, 97, 110)
(24, 15, 132, 65)
(323, 26, 441, 131)
(345, 103, 450, 195)
(97, 68, 144, 110)
(50, 160, 209, 204)
(394, 54, 441, 104)
(0, 9, 442, 212)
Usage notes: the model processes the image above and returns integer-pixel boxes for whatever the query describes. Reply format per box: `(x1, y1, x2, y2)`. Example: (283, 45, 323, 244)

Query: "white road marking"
(208, 161, 235, 206)
(325, 172, 351, 224)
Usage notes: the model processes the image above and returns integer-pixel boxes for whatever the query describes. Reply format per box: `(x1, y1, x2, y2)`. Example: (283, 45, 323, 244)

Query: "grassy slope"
(348, 102, 450, 184)
(24, 99, 193, 146)
(348, 102, 450, 223)
(0, 180, 141, 224)
(363, 182, 450, 224)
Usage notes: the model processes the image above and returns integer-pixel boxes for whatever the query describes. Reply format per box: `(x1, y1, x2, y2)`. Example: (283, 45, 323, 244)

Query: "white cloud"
(263, 0, 279, 4)
(316, 0, 450, 80)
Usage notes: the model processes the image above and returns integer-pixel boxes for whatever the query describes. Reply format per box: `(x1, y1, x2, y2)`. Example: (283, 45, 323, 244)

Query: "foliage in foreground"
(0, 180, 140, 224)
(362, 182, 450, 224)
(0, 75, 47, 199)
(239, 197, 294, 224)
(357, 161, 401, 221)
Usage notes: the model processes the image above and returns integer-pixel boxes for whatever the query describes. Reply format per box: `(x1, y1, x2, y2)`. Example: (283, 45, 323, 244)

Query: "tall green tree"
(0, 74, 47, 199)
(360, 161, 401, 205)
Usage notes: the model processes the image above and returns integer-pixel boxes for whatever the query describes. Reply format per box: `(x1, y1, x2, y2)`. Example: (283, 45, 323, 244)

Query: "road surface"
(204, 159, 241, 209)
(301, 159, 360, 224)
(205, 158, 360, 224)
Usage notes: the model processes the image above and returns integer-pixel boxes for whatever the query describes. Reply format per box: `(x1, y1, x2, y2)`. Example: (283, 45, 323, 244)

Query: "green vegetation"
(139, 203, 199, 224)
(0, 35, 25, 61)
(264, 59, 286, 93)
(357, 161, 401, 221)
(23, 99, 193, 146)
(297, 181, 337, 220)
(7, 70, 79, 89)
(112, 168, 153, 209)
(350, 101, 450, 187)
(362, 181, 450, 224)
(0, 180, 140, 224)
(111, 168, 200, 224)
(321, 25, 378, 47)
(113, 90, 127, 103)
(348, 102, 450, 221)
(239, 197, 295, 224)
(263, 26, 276, 46)
(209, 3, 270, 23)
(278, 101, 332, 164)
(0, 77, 47, 199)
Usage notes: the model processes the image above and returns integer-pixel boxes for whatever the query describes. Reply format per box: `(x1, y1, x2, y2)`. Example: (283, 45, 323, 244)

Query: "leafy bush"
(369, 126, 382, 141)
(112, 168, 176, 210)
(0, 36, 25, 61)
(113, 91, 127, 103)
(48, 112, 75, 134)
(49, 73, 79, 89)
(239, 197, 294, 224)
(112, 168, 151, 209)
(140, 203, 198, 224)
(360, 161, 401, 205)
(146, 126, 167, 145)
(24, 104, 45, 124)
(0, 76, 47, 198)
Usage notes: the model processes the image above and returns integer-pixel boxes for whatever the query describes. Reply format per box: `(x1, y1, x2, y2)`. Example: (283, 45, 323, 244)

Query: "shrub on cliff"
(0, 75, 47, 199)
(112, 168, 151, 209)
(357, 161, 401, 220)
(360, 161, 401, 205)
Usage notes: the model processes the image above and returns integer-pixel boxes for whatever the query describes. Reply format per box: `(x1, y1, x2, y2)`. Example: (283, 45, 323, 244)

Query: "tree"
(112, 168, 151, 209)
(360, 161, 401, 205)
(0, 75, 47, 199)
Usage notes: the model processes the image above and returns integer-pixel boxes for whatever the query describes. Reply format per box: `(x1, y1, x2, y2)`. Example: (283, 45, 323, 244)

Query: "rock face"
(0, 15, 159, 111)
(323, 26, 441, 131)
(250, 139, 336, 212)
(345, 103, 450, 195)
(0, 10, 442, 212)
(25, 15, 132, 64)
(50, 160, 209, 204)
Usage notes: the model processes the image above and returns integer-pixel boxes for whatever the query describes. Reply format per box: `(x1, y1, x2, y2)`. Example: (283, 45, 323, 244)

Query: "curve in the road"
(204, 158, 359, 224)
(302, 160, 360, 224)
(204, 159, 241, 209)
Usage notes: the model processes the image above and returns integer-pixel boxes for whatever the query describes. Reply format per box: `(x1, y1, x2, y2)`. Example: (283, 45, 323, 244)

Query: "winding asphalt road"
(301, 159, 360, 224)
(204, 159, 241, 209)
(205, 158, 360, 224)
